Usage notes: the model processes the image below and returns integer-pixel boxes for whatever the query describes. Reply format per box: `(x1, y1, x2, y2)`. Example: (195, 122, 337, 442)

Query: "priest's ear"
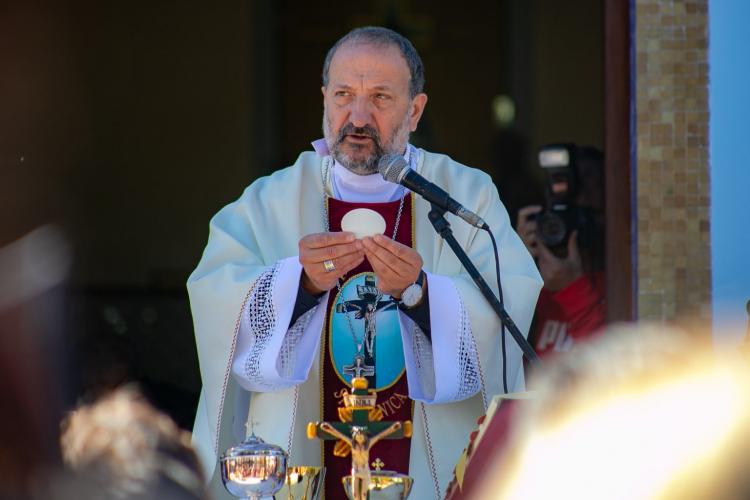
(408, 93, 428, 132)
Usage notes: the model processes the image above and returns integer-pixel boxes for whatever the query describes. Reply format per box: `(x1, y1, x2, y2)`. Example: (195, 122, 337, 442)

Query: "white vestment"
(187, 148, 542, 499)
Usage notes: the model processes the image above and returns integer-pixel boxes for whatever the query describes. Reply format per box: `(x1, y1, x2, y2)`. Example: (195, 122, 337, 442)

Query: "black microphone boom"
(378, 154, 489, 229)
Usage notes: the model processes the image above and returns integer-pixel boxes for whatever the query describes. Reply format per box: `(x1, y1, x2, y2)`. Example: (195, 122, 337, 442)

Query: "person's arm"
(289, 281, 326, 327)
(230, 257, 327, 392)
(389, 268, 431, 338)
(449, 184, 543, 400)
(231, 231, 364, 392)
(361, 229, 501, 404)
(399, 293, 431, 339)
(399, 180, 543, 405)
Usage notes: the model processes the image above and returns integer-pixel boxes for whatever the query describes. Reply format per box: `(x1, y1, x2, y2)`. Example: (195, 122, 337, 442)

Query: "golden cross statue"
(307, 374, 412, 500)
(371, 458, 385, 472)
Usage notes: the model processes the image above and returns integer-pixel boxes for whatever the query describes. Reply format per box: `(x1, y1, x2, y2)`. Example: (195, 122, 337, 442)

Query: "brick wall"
(635, 0, 711, 324)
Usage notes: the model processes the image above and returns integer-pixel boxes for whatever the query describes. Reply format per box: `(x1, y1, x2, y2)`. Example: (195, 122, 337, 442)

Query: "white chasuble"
(187, 149, 542, 499)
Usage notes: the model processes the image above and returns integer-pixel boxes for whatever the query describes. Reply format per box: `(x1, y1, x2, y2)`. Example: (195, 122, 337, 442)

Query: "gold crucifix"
(307, 375, 412, 500)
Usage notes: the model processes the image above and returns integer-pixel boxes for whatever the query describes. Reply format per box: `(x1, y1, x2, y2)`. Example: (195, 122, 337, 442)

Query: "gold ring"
(323, 259, 336, 273)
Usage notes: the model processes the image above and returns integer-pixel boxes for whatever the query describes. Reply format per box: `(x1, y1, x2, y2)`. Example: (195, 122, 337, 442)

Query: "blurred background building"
(1, 0, 746, 431)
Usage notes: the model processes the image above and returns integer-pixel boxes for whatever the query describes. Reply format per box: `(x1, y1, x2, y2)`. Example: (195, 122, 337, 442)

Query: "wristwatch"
(399, 270, 425, 309)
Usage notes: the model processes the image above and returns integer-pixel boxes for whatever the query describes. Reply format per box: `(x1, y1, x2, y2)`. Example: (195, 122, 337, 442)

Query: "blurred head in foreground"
(479, 324, 750, 500)
(60, 387, 207, 500)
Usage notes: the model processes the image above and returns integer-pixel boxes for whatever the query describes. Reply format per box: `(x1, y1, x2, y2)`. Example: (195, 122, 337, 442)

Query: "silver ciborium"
(343, 470, 413, 500)
(220, 432, 288, 499)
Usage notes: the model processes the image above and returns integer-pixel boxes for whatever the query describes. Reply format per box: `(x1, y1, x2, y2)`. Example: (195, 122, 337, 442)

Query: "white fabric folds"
(187, 149, 543, 499)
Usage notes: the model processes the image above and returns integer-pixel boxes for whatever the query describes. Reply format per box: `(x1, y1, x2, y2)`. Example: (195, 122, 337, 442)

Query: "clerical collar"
(311, 139, 412, 203)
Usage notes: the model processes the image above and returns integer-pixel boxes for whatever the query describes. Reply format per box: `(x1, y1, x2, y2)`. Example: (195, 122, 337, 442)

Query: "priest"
(188, 26, 542, 499)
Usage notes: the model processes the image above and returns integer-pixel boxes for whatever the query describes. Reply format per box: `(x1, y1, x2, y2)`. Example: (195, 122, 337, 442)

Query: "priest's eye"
(335, 90, 352, 98)
(374, 93, 391, 100)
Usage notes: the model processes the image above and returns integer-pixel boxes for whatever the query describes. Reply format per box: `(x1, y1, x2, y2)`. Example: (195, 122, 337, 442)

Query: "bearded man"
(188, 26, 542, 499)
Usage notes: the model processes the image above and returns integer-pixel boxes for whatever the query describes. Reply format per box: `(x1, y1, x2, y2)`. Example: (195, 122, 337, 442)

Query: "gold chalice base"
(276, 466, 325, 500)
(342, 471, 414, 500)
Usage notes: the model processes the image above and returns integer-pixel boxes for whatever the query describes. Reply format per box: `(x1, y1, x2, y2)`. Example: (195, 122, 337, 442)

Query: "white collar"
(329, 146, 412, 203)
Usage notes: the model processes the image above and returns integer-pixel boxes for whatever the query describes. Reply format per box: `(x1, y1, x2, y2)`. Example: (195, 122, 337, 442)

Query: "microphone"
(378, 154, 489, 229)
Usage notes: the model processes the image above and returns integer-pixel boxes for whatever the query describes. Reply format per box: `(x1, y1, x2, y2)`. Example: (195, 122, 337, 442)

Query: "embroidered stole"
(321, 195, 414, 499)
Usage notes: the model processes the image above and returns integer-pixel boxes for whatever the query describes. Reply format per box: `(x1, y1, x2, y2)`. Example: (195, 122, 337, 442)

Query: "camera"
(534, 143, 598, 256)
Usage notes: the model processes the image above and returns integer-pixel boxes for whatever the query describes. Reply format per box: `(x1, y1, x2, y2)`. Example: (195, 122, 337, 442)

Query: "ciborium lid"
(220, 431, 288, 499)
(221, 432, 286, 460)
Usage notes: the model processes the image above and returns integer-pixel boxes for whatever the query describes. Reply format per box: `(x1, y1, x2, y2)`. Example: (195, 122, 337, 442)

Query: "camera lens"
(538, 212, 567, 247)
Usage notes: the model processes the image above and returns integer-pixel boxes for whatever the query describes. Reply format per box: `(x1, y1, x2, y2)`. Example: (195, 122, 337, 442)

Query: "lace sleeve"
(232, 258, 324, 392)
(454, 293, 481, 401)
(277, 307, 318, 379)
(400, 273, 485, 404)
(242, 264, 282, 391)
(410, 324, 436, 399)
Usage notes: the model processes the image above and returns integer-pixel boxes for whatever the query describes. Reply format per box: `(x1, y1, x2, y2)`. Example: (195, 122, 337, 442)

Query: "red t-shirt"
(530, 272, 606, 359)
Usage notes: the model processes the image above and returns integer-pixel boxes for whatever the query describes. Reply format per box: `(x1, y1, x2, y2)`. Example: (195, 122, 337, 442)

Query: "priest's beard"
(323, 111, 411, 175)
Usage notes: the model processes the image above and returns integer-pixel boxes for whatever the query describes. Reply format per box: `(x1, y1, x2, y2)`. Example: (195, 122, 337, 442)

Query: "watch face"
(401, 284, 423, 307)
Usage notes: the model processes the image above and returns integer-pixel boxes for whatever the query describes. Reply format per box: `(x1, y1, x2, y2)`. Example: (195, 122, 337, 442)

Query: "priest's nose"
(349, 97, 373, 128)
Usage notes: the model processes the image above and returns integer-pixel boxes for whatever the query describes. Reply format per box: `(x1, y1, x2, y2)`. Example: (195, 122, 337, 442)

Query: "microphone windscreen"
(377, 154, 408, 183)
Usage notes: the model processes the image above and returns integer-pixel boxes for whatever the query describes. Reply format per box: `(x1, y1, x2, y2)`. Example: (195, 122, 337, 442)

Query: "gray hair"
(322, 26, 425, 99)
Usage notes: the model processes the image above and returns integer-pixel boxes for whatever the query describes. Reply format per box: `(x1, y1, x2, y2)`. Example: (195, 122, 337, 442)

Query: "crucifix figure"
(320, 424, 402, 500)
(308, 373, 412, 500)
(335, 274, 396, 384)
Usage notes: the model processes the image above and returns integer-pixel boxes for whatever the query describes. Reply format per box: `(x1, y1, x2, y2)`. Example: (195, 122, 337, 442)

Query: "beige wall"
(635, 0, 711, 324)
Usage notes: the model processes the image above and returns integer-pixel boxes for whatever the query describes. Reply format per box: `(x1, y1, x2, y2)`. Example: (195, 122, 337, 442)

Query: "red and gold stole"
(320, 194, 414, 499)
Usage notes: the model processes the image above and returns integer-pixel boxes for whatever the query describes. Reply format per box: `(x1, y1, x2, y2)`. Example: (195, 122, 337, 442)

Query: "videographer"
(516, 145, 606, 360)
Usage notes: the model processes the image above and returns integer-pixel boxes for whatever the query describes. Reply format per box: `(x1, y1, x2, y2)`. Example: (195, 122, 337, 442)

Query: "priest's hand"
(361, 234, 424, 299)
(299, 232, 364, 294)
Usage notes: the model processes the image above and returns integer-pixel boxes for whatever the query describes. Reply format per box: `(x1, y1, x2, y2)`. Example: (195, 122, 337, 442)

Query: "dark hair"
(322, 26, 425, 99)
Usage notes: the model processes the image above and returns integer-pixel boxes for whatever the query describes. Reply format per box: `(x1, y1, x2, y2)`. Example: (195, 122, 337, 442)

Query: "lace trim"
(455, 292, 481, 401)
(232, 262, 309, 459)
(287, 385, 300, 457)
(277, 306, 317, 379)
(411, 324, 436, 399)
(243, 263, 282, 391)
(214, 282, 257, 454)
(420, 403, 441, 499)
(473, 328, 489, 411)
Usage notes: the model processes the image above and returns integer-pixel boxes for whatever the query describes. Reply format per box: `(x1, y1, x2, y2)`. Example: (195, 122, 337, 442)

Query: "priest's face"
(322, 42, 427, 175)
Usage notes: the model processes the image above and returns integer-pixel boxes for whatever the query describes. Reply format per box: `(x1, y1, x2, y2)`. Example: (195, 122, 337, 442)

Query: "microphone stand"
(427, 204, 541, 365)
